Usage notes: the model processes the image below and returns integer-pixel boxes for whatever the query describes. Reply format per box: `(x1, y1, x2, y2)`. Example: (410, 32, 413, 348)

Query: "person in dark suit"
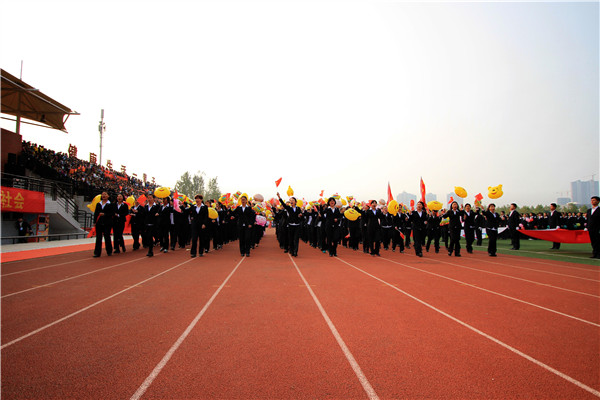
(113, 194, 129, 254)
(548, 203, 562, 250)
(321, 197, 341, 257)
(277, 192, 303, 257)
(483, 203, 501, 257)
(188, 194, 209, 258)
(15, 216, 31, 243)
(380, 206, 394, 251)
(508, 203, 521, 250)
(364, 200, 383, 256)
(93, 192, 114, 257)
(143, 194, 161, 257)
(462, 203, 477, 254)
(443, 201, 464, 257)
(586, 196, 600, 259)
(426, 209, 441, 253)
(158, 197, 173, 253)
(392, 211, 406, 253)
(233, 195, 255, 257)
(129, 198, 145, 250)
(409, 201, 428, 257)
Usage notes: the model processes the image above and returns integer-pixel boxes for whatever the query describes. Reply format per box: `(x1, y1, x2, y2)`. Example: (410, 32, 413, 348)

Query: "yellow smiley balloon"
(488, 184, 503, 199)
(427, 200, 443, 211)
(454, 186, 468, 198)
(344, 208, 360, 221)
(388, 200, 399, 216)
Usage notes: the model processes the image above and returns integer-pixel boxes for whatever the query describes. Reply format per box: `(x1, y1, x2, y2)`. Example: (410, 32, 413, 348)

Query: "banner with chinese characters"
(1, 186, 45, 213)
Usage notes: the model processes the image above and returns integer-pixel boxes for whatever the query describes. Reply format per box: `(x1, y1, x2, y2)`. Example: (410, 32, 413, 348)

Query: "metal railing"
(2, 232, 89, 244)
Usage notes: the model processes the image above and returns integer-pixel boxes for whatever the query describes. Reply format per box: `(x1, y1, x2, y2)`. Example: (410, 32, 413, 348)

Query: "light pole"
(98, 109, 106, 166)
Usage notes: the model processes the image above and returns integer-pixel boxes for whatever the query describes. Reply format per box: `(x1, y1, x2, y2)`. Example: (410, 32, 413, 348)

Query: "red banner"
(520, 229, 590, 244)
(1, 186, 45, 213)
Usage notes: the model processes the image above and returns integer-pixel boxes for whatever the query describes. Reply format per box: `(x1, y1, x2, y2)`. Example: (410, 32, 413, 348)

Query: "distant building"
(397, 191, 416, 205)
(447, 193, 463, 206)
(556, 197, 571, 206)
(426, 192, 437, 202)
(571, 179, 599, 205)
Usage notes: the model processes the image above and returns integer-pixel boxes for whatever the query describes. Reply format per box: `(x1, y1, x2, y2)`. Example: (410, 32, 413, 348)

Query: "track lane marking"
(289, 255, 379, 400)
(0, 258, 193, 350)
(401, 253, 599, 298)
(1, 257, 147, 298)
(379, 257, 599, 327)
(335, 256, 600, 398)
(130, 257, 246, 400)
(1, 257, 91, 277)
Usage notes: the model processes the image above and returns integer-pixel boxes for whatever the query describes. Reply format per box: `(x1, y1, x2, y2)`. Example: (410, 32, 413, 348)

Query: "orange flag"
(275, 177, 282, 187)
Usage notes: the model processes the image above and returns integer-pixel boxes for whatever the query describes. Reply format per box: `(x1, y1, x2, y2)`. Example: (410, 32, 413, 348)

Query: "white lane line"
(469, 258, 600, 282)
(289, 255, 379, 400)
(380, 257, 599, 327)
(130, 257, 245, 400)
(1, 257, 91, 277)
(336, 257, 600, 398)
(416, 255, 599, 298)
(1, 258, 193, 350)
(1, 257, 146, 298)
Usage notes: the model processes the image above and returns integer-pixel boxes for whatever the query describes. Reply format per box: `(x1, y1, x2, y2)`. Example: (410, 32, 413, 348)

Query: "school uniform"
(93, 200, 114, 257)
(113, 202, 129, 253)
(322, 206, 341, 256)
(409, 210, 428, 257)
(586, 206, 600, 258)
(143, 202, 161, 256)
(462, 210, 477, 253)
(483, 210, 500, 256)
(188, 203, 209, 257)
(426, 213, 441, 253)
(508, 210, 521, 250)
(364, 208, 383, 256)
(129, 204, 145, 250)
(548, 210, 562, 249)
(392, 213, 406, 252)
(380, 212, 394, 250)
(234, 205, 255, 256)
(442, 209, 464, 256)
(280, 198, 303, 257)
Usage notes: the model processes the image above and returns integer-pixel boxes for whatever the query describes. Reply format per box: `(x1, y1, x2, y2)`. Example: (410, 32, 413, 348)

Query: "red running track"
(1, 230, 598, 399)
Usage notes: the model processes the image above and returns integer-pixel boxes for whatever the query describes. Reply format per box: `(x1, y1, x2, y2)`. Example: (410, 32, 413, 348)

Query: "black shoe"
(191, 254, 196, 258)
(122, 248, 126, 252)
(400, 250, 404, 254)
(467, 250, 473, 254)
(284, 250, 288, 253)
(489, 254, 497, 257)
(448, 252, 452, 256)
(330, 254, 334, 257)
(435, 250, 439, 254)
(107, 253, 112, 256)
(417, 253, 423, 257)
(246, 253, 250, 257)
(114, 250, 120, 254)
(147, 253, 153, 257)
(93, 254, 100, 258)
(199, 253, 203, 257)
(455, 254, 461, 257)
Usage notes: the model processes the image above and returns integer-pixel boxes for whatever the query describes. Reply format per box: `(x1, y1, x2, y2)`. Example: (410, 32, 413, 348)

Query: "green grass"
(473, 238, 600, 266)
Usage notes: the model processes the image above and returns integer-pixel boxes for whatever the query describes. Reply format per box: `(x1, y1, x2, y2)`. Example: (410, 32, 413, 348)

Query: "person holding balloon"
(277, 192, 303, 257)
(321, 197, 341, 257)
(442, 201, 464, 257)
(482, 203, 501, 257)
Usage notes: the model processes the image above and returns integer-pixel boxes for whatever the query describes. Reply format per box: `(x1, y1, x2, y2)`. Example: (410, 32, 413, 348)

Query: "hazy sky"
(2, 0, 598, 205)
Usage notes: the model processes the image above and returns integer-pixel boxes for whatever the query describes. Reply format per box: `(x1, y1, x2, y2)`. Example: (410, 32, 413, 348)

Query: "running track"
(1, 231, 599, 399)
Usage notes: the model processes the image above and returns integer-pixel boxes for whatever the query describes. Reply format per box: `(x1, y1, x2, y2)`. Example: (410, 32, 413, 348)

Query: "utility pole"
(98, 109, 106, 166)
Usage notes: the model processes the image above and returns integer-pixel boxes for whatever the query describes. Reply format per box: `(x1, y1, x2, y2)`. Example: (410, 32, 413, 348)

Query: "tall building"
(397, 191, 416, 205)
(556, 197, 571, 206)
(447, 193, 463, 206)
(571, 179, 599, 205)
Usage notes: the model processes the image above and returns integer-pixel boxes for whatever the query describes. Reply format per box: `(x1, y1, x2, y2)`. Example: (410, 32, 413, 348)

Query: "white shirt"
(100, 200, 110, 209)
(592, 206, 598, 215)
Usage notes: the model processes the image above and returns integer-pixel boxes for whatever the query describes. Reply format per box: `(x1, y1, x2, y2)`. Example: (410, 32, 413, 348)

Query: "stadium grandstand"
(1, 68, 158, 244)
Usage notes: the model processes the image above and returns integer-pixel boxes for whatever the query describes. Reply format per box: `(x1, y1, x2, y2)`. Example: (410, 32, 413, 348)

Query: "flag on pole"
(387, 182, 394, 204)
(420, 177, 426, 205)
(275, 177, 282, 187)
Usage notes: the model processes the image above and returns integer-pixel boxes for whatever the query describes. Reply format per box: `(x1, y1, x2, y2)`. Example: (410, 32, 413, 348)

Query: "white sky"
(1, 0, 598, 205)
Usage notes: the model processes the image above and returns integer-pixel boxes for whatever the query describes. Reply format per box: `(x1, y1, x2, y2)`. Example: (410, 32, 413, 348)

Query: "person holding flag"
(409, 201, 428, 257)
(277, 192, 303, 257)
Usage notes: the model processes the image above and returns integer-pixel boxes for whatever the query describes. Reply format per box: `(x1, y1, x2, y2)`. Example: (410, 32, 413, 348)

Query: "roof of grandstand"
(1, 68, 79, 133)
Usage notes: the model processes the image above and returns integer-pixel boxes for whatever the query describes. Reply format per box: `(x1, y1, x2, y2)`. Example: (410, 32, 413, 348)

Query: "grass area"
(471, 238, 599, 266)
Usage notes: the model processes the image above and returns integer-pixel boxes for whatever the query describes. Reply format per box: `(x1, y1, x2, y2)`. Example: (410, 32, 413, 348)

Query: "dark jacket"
(94, 201, 115, 228)
(234, 205, 255, 228)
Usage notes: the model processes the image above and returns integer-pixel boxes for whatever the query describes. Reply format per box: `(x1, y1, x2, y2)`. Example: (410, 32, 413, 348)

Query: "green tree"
(175, 171, 206, 198)
(205, 177, 221, 202)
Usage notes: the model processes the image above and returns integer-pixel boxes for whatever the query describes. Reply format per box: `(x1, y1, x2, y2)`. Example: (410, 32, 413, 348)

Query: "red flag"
(387, 182, 394, 204)
(275, 177, 282, 187)
(448, 196, 454, 205)
(319, 190, 324, 197)
(137, 194, 147, 206)
(475, 193, 483, 202)
(410, 199, 415, 211)
(419, 177, 426, 205)
(86, 227, 96, 238)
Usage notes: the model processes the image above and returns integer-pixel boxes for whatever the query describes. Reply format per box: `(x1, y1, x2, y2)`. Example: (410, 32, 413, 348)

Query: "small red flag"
(410, 199, 415, 211)
(275, 177, 282, 187)
(475, 193, 483, 202)
(320, 190, 324, 197)
(448, 196, 454, 205)
(387, 182, 394, 204)
(137, 194, 147, 206)
(419, 177, 426, 205)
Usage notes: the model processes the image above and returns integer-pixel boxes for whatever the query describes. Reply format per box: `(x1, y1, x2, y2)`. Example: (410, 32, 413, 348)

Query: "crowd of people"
(92, 192, 267, 258)
(20, 141, 158, 200)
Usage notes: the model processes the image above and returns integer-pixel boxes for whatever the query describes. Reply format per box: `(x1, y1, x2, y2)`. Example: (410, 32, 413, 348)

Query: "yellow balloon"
(388, 200, 399, 216)
(427, 200, 443, 211)
(341, 198, 347, 206)
(454, 186, 468, 198)
(488, 184, 503, 199)
(125, 195, 135, 209)
(86, 194, 101, 212)
(154, 187, 170, 198)
(296, 199, 304, 208)
(344, 208, 360, 221)
(287, 186, 294, 196)
(208, 208, 218, 219)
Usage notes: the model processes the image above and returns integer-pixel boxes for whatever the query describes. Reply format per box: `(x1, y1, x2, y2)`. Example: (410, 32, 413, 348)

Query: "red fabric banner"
(387, 182, 393, 203)
(520, 229, 590, 244)
(1, 186, 45, 213)
(419, 177, 426, 205)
